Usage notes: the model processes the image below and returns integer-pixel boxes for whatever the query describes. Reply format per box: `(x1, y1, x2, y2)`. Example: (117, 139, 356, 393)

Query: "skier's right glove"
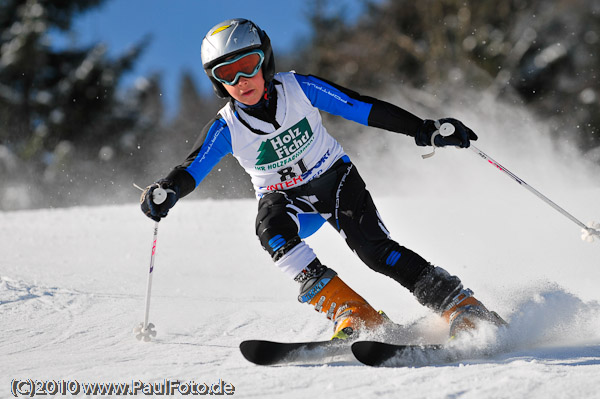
(140, 179, 180, 222)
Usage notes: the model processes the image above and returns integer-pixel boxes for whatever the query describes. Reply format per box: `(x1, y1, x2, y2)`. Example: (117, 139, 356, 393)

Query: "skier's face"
(223, 69, 265, 106)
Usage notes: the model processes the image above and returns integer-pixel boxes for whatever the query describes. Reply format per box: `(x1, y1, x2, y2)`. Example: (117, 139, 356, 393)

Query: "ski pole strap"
(422, 122, 455, 159)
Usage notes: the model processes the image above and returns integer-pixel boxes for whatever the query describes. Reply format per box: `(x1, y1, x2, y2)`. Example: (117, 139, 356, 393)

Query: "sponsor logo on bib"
(255, 118, 314, 170)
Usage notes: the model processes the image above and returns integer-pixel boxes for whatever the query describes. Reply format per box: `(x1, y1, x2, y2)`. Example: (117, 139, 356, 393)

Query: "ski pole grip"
(438, 122, 455, 137)
(152, 187, 168, 205)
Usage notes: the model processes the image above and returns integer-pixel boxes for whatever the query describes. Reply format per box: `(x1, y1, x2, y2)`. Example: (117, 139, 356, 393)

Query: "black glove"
(140, 179, 179, 222)
(415, 118, 478, 148)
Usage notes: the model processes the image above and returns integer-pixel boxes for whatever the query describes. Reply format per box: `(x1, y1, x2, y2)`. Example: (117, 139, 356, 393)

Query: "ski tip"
(239, 340, 285, 366)
(239, 339, 347, 366)
(239, 341, 259, 364)
(352, 341, 446, 367)
(351, 341, 392, 367)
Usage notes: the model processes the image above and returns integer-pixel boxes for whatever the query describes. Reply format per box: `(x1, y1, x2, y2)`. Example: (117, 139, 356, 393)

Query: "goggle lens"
(212, 51, 264, 85)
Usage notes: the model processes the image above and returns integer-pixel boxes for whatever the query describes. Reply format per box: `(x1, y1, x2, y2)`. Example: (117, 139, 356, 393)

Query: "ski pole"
(133, 185, 167, 341)
(469, 144, 600, 242)
(423, 123, 600, 242)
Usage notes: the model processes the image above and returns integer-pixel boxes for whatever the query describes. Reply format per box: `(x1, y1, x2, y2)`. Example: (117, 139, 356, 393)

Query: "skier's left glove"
(140, 179, 179, 222)
(415, 118, 478, 148)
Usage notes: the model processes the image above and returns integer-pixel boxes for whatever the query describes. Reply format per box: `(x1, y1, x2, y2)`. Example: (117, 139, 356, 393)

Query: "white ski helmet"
(201, 18, 275, 98)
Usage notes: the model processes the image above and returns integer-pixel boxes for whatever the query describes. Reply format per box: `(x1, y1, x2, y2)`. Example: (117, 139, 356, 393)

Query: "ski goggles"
(211, 50, 265, 86)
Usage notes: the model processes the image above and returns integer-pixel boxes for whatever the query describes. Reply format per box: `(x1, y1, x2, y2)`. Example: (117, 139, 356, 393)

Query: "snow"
(2, 92, 600, 398)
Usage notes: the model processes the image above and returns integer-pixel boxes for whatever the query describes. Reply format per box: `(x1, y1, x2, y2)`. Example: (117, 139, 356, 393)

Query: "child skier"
(141, 18, 505, 340)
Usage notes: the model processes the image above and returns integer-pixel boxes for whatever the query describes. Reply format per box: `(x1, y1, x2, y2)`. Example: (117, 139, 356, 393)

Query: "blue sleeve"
(294, 74, 373, 125)
(182, 117, 232, 188)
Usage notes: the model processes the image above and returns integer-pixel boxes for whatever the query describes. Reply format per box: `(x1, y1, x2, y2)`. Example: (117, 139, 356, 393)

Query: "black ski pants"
(255, 158, 430, 292)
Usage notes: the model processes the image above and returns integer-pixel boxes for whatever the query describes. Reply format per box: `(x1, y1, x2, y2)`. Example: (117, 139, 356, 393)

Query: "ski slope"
(2, 93, 600, 398)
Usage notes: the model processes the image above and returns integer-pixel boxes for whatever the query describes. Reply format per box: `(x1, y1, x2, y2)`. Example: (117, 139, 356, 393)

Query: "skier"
(140, 18, 505, 340)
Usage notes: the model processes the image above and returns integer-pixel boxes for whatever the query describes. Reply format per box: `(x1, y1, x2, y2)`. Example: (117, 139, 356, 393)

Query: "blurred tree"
(3, 0, 598, 210)
(299, 0, 600, 156)
(0, 0, 158, 209)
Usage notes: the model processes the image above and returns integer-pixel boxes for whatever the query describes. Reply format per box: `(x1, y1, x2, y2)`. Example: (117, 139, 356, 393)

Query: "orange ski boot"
(441, 289, 507, 339)
(297, 264, 387, 340)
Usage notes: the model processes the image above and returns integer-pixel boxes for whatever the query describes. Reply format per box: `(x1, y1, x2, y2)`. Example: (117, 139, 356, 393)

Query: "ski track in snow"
(1, 194, 599, 398)
(3, 96, 600, 398)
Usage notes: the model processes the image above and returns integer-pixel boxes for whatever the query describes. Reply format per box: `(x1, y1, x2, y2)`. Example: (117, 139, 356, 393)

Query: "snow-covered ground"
(2, 91, 600, 398)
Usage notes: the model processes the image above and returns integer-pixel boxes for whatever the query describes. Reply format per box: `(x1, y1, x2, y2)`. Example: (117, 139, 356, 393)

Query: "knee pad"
(255, 193, 301, 259)
(270, 236, 301, 262)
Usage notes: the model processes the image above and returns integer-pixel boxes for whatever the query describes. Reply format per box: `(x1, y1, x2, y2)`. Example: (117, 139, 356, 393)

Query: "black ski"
(351, 341, 452, 367)
(239, 339, 351, 366)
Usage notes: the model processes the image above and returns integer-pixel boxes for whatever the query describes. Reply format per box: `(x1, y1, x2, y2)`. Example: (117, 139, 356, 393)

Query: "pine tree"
(0, 0, 158, 209)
